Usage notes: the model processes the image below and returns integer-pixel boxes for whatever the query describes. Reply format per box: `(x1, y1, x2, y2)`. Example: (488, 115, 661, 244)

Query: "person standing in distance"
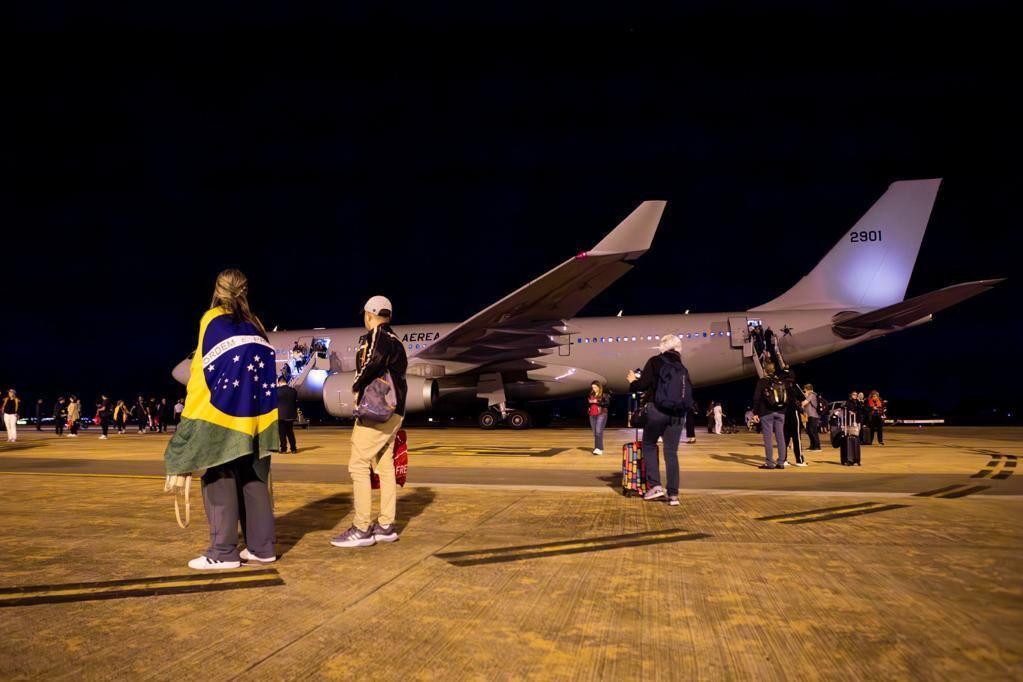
(626, 334, 693, 506)
(332, 295, 408, 548)
(276, 376, 299, 453)
(2, 389, 20, 442)
(35, 398, 45, 431)
(66, 395, 81, 437)
(97, 394, 112, 439)
(587, 381, 610, 455)
(801, 384, 822, 451)
(53, 396, 67, 437)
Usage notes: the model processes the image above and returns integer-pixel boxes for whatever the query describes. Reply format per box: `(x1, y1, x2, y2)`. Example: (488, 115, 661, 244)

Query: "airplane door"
(727, 317, 747, 349)
(559, 334, 571, 356)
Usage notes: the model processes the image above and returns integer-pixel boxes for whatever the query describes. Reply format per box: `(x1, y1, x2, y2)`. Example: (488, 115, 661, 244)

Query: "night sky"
(8, 4, 1021, 422)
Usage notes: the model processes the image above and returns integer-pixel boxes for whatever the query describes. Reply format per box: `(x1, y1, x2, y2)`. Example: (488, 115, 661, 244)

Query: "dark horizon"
(8, 5, 1021, 423)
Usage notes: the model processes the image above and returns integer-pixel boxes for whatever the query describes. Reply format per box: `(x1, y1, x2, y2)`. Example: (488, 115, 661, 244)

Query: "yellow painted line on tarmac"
(0, 471, 165, 480)
(0, 569, 284, 607)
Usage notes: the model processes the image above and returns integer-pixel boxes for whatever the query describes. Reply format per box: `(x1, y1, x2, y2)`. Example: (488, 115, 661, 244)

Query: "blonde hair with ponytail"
(210, 269, 267, 338)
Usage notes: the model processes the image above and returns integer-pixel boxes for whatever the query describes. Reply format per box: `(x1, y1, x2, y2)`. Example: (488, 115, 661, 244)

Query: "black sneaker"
(758, 464, 776, 470)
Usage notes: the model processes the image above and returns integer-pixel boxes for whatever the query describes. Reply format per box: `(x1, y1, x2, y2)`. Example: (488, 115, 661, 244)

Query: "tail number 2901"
(850, 230, 882, 242)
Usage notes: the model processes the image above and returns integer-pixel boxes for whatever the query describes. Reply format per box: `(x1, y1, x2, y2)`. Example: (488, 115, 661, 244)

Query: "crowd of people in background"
(0, 389, 185, 441)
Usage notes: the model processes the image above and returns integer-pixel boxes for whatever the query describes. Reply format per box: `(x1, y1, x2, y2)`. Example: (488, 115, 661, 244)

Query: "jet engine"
(322, 371, 438, 418)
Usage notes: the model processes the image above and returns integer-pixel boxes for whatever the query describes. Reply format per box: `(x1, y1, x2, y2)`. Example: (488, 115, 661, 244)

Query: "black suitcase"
(860, 425, 872, 445)
(841, 434, 862, 466)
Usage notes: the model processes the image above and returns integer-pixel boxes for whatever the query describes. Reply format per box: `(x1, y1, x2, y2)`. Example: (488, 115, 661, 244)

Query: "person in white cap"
(331, 295, 409, 548)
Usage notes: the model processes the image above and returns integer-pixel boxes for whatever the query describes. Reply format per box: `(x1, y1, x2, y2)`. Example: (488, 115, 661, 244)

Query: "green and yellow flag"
(165, 307, 278, 479)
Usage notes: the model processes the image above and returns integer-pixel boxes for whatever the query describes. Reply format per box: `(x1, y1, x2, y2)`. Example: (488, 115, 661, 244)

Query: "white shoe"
(794, 461, 808, 467)
(592, 448, 603, 456)
(188, 556, 240, 570)
(99, 435, 107, 440)
(240, 548, 276, 563)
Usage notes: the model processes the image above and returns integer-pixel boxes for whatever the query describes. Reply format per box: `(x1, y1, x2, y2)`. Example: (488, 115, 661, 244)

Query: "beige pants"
(349, 414, 402, 530)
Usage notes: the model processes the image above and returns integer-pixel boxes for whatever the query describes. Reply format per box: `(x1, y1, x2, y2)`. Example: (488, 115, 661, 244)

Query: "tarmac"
(0, 425, 1020, 680)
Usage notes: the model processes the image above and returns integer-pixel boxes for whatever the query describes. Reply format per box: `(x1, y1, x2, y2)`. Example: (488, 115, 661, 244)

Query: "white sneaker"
(188, 556, 240, 570)
(794, 461, 808, 467)
(99, 435, 107, 440)
(240, 548, 276, 563)
(592, 448, 603, 456)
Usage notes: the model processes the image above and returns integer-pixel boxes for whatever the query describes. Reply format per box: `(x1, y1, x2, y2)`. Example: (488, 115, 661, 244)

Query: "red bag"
(588, 403, 600, 417)
(371, 429, 408, 489)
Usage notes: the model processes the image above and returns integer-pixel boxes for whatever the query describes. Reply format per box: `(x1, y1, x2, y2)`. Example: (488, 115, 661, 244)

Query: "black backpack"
(762, 376, 788, 411)
(655, 355, 692, 412)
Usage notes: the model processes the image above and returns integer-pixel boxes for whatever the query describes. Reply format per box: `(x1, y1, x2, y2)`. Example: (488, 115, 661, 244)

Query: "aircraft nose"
(172, 358, 191, 385)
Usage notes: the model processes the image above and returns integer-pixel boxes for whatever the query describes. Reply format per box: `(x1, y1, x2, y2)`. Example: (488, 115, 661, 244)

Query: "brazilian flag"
(165, 306, 278, 480)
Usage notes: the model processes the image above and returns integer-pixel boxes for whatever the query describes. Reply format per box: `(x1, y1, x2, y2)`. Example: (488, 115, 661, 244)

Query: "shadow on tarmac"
(711, 452, 763, 468)
(272, 487, 436, 557)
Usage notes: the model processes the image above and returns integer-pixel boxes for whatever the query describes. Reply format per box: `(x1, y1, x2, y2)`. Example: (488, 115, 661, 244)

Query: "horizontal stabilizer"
(832, 279, 1004, 338)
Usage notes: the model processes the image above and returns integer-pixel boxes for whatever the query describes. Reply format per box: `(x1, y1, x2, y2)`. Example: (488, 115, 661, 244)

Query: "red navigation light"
(576, 251, 588, 259)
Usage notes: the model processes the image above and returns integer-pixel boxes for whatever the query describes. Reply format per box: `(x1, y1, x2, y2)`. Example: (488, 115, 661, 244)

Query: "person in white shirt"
(712, 402, 723, 434)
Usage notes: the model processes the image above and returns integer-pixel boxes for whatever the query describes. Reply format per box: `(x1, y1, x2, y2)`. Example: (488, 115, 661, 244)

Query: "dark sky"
(8, 3, 1021, 420)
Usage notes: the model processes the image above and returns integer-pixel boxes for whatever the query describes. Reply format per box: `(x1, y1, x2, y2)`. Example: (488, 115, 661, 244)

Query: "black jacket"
(276, 384, 298, 421)
(353, 324, 408, 417)
(628, 351, 693, 418)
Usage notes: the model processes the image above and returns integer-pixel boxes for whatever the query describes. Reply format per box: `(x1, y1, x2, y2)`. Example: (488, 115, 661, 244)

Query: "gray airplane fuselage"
(255, 308, 892, 407)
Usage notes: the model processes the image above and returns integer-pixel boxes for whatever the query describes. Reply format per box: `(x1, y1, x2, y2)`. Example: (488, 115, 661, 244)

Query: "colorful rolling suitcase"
(621, 431, 650, 496)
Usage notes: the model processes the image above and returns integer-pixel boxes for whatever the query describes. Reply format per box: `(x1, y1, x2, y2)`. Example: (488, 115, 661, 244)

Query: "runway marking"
(780, 504, 910, 524)
(935, 485, 991, 499)
(757, 502, 880, 522)
(411, 445, 568, 457)
(915, 484, 971, 497)
(435, 528, 711, 566)
(969, 454, 1016, 480)
(0, 568, 284, 607)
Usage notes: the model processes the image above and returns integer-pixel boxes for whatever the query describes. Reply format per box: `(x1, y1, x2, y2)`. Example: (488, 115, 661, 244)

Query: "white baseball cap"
(363, 295, 393, 317)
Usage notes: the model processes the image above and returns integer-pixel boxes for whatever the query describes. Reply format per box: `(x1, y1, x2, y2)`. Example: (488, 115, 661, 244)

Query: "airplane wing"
(832, 278, 1004, 338)
(414, 201, 666, 366)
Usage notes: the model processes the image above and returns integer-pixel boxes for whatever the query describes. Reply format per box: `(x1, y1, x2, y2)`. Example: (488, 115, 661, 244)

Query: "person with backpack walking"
(626, 334, 693, 506)
(587, 381, 610, 455)
(752, 362, 788, 469)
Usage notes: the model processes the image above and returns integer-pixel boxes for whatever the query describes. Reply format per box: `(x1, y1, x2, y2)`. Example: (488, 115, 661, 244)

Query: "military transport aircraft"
(173, 179, 1001, 428)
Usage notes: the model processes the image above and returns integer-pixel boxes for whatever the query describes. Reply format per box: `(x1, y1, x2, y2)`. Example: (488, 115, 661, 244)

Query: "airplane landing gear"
(507, 410, 531, 430)
(478, 408, 532, 429)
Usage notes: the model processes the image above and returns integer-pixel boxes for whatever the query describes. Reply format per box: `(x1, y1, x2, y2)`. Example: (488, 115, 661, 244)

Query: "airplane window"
(631, 336, 637, 341)
(710, 332, 716, 337)
(703, 332, 708, 337)
(615, 337, 620, 342)
(577, 338, 582, 343)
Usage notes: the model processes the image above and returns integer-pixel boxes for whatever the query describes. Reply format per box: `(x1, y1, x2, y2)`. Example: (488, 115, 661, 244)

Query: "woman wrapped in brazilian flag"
(165, 269, 279, 570)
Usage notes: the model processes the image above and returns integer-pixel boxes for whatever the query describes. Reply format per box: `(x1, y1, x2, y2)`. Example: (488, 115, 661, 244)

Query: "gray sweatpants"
(201, 454, 275, 561)
(760, 411, 787, 466)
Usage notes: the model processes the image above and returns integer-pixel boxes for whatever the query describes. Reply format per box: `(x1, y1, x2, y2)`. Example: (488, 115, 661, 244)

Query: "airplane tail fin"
(752, 179, 942, 311)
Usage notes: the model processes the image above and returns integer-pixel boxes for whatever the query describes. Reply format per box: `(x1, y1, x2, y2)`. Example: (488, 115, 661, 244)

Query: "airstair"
(729, 318, 789, 379)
